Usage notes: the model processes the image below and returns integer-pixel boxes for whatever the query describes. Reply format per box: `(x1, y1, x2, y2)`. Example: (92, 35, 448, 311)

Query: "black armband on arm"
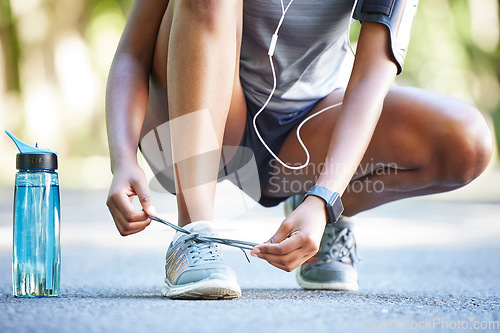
(353, 0, 419, 74)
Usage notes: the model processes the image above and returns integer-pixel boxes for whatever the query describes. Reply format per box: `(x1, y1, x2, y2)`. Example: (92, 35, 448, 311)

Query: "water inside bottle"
(13, 184, 60, 297)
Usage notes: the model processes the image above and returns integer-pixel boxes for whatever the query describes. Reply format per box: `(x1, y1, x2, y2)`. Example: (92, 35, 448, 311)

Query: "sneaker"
(296, 217, 360, 291)
(162, 221, 242, 300)
(283, 194, 303, 217)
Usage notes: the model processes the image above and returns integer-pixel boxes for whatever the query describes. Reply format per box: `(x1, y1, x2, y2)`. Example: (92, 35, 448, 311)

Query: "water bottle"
(6, 130, 61, 297)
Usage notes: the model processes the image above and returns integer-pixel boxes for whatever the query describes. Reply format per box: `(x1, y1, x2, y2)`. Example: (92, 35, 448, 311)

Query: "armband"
(353, 0, 419, 74)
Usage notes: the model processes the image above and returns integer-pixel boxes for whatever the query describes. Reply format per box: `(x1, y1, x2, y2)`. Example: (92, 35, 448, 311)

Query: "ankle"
(178, 219, 213, 228)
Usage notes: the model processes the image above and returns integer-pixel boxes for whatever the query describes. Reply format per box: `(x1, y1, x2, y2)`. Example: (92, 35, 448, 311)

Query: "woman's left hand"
(250, 195, 328, 271)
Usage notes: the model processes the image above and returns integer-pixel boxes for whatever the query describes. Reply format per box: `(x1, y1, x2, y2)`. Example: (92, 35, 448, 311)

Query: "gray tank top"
(240, 0, 356, 113)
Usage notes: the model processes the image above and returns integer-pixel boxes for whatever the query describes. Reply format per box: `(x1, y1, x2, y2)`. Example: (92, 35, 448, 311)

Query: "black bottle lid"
(16, 153, 58, 170)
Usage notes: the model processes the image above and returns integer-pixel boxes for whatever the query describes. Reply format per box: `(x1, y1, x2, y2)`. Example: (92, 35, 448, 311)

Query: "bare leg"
(263, 87, 493, 215)
(143, 0, 246, 226)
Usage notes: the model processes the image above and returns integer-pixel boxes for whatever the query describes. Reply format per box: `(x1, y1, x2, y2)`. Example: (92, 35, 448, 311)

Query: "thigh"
(262, 86, 481, 197)
(140, 0, 247, 147)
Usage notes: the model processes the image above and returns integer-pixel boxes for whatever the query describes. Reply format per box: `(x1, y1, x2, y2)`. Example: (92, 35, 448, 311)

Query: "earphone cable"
(252, 0, 358, 171)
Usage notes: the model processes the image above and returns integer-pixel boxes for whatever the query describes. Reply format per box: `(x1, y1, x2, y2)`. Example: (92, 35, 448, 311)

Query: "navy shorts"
(235, 97, 316, 207)
(140, 96, 317, 208)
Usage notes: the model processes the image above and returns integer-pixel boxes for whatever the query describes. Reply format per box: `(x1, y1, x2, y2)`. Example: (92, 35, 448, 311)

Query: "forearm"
(105, 0, 168, 173)
(316, 71, 394, 193)
(316, 22, 397, 194)
(253, 24, 402, 272)
(106, 53, 150, 172)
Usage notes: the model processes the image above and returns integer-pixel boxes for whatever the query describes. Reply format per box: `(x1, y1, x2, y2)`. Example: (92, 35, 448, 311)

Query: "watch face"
(327, 192, 344, 223)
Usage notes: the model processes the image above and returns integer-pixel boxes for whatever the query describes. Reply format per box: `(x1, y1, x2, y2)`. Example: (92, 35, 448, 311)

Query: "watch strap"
(304, 185, 344, 223)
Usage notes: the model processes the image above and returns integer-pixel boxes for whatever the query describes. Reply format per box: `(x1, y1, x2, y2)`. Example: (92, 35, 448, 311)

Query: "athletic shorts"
(227, 96, 316, 207)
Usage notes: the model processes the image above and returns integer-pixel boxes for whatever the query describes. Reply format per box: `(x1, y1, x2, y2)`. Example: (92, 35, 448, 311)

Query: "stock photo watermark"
(366, 317, 500, 331)
(266, 159, 399, 195)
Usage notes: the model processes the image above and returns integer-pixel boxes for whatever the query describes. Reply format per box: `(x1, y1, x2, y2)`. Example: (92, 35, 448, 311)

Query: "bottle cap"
(5, 130, 58, 170)
(15, 153, 58, 170)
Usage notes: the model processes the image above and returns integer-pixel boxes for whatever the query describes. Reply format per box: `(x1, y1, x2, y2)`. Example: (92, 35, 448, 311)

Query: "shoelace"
(322, 228, 361, 265)
(183, 234, 219, 264)
(149, 215, 258, 262)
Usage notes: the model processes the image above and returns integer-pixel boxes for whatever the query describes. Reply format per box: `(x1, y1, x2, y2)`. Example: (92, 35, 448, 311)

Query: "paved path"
(0, 167, 499, 332)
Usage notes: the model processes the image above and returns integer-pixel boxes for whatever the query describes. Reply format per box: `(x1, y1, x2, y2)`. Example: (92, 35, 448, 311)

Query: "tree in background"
(0, 0, 20, 92)
(0, 0, 498, 186)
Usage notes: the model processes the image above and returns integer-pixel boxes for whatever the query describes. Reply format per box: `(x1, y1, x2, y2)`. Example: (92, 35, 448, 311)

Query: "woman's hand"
(106, 160, 157, 236)
(250, 196, 327, 271)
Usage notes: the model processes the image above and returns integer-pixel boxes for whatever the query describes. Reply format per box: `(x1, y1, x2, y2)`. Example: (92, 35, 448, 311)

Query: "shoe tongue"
(172, 221, 213, 243)
(332, 216, 355, 230)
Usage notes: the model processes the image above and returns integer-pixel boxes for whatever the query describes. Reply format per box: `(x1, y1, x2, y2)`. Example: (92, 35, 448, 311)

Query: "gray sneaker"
(283, 194, 303, 217)
(162, 221, 241, 299)
(296, 217, 360, 291)
(283, 195, 360, 291)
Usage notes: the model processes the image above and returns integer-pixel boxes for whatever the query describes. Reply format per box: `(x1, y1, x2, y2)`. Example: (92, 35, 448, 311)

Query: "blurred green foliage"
(1, 0, 499, 157)
(0, 0, 21, 91)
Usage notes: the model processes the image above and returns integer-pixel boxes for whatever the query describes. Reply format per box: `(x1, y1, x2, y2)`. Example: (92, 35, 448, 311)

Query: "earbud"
(268, 34, 278, 57)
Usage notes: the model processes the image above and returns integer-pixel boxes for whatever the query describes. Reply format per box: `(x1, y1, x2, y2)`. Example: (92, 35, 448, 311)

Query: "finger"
(264, 221, 294, 244)
(254, 231, 303, 256)
(108, 203, 150, 230)
(131, 178, 157, 217)
(118, 221, 151, 236)
(257, 251, 313, 272)
(108, 190, 149, 223)
(109, 207, 151, 236)
(107, 194, 151, 230)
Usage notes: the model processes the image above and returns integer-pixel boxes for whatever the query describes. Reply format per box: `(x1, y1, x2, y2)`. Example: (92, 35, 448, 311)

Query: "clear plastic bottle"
(7, 130, 61, 297)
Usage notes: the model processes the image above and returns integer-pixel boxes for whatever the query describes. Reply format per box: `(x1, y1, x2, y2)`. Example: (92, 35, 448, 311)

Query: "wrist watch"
(304, 185, 344, 223)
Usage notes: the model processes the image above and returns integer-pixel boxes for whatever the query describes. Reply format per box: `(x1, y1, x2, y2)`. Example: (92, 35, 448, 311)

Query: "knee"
(438, 104, 493, 187)
(178, 0, 240, 28)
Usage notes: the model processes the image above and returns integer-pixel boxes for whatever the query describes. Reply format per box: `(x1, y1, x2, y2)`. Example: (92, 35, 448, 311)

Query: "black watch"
(304, 185, 344, 223)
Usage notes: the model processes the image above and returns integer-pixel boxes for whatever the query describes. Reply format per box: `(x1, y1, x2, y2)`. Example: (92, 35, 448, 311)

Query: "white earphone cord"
(252, 0, 358, 171)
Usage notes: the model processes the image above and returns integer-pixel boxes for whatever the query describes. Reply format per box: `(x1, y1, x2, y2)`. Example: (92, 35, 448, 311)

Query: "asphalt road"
(0, 168, 499, 333)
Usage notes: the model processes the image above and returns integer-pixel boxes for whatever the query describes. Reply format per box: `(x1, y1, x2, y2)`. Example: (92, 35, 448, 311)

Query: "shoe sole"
(295, 269, 359, 291)
(162, 277, 242, 300)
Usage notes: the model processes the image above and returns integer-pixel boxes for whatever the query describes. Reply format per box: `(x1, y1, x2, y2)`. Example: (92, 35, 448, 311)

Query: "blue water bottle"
(6, 130, 61, 297)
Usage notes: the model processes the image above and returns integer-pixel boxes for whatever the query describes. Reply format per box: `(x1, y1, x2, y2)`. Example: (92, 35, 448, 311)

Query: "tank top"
(240, 0, 356, 113)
